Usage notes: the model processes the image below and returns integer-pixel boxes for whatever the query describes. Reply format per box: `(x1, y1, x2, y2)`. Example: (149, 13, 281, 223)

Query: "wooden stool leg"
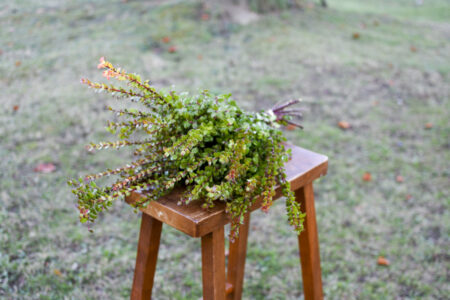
(131, 213, 163, 300)
(201, 227, 226, 300)
(226, 213, 250, 300)
(296, 183, 324, 300)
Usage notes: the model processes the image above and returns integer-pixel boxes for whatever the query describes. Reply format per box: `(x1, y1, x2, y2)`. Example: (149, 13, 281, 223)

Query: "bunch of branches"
(68, 57, 305, 239)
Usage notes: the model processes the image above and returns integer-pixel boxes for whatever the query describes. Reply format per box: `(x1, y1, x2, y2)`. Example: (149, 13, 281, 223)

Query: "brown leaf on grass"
(405, 194, 413, 200)
(162, 36, 170, 43)
(286, 124, 297, 131)
(13, 105, 19, 112)
(168, 46, 177, 53)
(201, 13, 210, 21)
(396, 175, 404, 183)
(352, 32, 361, 40)
(377, 256, 390, 266)
(34, 163, 56, 173)
(197, 54, 203, 60)
(15, 61, 21, 67)
(424, 123, 433, 129)
(53, 269, 63, 277)
(338, 121, 351, 130)
(410, 45, 417, 53)
(362, 172, 372, 182)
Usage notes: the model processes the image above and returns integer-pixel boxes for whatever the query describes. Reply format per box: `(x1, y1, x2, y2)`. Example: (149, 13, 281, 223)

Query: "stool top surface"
(126, 144, 328, 237)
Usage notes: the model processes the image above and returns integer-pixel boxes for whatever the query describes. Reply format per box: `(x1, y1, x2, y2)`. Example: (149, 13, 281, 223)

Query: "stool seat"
(126, 144, 328, 300)
(126, 144, 328, 237)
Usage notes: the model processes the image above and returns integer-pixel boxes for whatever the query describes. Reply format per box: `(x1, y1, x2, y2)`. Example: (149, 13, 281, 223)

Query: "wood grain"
(226, 213, 250, 300)
(131, 214, 163, 300)
(126, 145, 328, 237)
(297, 184, 324, 300)
(201, 227, 226, 300)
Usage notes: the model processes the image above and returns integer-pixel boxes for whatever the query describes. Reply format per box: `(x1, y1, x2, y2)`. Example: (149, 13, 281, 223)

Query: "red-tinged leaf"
(425, 123, 433, 129)
(13, 105, 19, 112)
(197, 54, 203, 60)
(34, 163, 56, 173)
(201, 13, 210, 21)
(396, 175, 404, 183)
(377, 256, 390, 266)
(15, 61, 21, 67)
(338, 121, 351, 130)
(286, 124, 297, 131)
(405, 194, 413, 200)
(410, 45, 417, 53)
(168, 46, 177, 53)
(352, 32, 361, 40)
(362, 172, 372, 182)
(162, 36, 170, 43)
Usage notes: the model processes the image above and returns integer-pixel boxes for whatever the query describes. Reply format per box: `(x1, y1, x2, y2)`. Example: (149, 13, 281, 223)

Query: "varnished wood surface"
(126, 144, 328, 237)
(131, 214, 162, 300)
(201, 227, 226, 300)
(297, 184, 324, 300)
(226, 213, 250, 300)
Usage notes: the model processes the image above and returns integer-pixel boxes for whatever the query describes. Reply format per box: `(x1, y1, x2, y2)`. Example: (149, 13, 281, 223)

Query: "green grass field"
(1, 0, 449, 299)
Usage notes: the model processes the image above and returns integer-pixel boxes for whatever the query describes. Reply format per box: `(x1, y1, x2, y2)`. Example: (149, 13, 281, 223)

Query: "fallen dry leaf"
(34, 163, 56, 173)
(162, 36, 170, 43)
(396, 175, 404, 183)
(352, 32, 361, 40)
(13, 105, 19, 112)
(286, 124, 297, 131)
(410, 45, 417, 53)
(15, 61, 21, 67)
(405, 194, 413, 200)
(168, 46, 177, 53)
(424, 123, 433, 129)
(338, 121, 351, 130)
(197, 54, 203, 60)
(201, 13, 210, 21)
(377, 256, 390, 266)
(53, 269, 63, 277)
(362, 172, 372, 182)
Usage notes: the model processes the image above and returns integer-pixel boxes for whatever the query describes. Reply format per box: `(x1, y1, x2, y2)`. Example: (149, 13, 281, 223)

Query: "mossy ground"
(1, 0, 448, 299)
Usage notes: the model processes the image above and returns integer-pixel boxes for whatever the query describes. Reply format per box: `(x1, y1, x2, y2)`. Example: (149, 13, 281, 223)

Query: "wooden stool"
(126, 144, 328, 300)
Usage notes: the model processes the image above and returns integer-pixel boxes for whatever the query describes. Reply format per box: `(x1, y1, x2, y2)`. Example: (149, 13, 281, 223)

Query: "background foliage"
(1, 0, 449, 299)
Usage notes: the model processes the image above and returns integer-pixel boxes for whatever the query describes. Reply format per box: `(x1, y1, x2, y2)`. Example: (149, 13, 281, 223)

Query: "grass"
(1, 0, 449, 299)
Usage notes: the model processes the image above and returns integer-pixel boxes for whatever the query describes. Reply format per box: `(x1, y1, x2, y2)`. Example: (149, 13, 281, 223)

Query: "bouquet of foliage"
(68, 57, 305, 239)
